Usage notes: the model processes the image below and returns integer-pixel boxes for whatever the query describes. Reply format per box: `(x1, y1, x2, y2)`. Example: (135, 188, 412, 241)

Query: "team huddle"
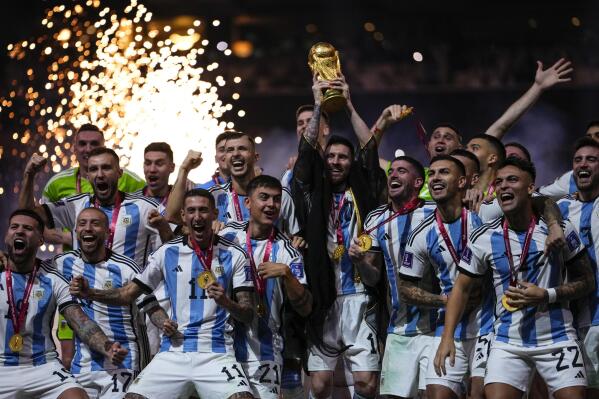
(1, 57, 598, 399)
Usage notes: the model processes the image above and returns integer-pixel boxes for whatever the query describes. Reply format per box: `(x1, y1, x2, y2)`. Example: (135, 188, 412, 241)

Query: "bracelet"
(546, 288, 557, 303)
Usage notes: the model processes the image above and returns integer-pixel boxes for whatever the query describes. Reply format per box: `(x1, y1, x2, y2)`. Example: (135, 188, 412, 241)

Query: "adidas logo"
(437, 245, 446, 253)
(476, 352, 484, 361)
(575, 370, 585, 379)
(172, 265, 183, 272)
(237, 380, 248, 386)
(270, 387, 279, 394)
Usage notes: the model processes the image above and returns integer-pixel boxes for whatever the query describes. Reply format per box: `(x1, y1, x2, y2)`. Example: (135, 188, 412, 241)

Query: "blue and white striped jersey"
(207, 181, 299, 236)
(364, 202, 437, 336)
(459, 217, 583, 347)
(220, 221, 307, 364)
(43, 192, 160, 268)
(0, 261, 77, 366)
(399, 210, 494, 340)
(133, 235, 253, 354)
(53, 250, 157, 373)
(558, 195, 599, 328)
(539, 170, 576, 199)
(280, 169, 293, 190)
(328, 190, 367, 295)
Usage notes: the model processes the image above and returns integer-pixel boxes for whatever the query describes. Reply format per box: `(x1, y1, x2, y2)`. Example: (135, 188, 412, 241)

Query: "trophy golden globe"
(308, 42, 346, 113)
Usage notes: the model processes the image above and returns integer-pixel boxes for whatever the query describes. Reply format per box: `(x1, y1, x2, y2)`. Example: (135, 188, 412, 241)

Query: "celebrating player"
(0, 209, 127, 398)
(399, 155, 494, 399)
(435, 157, 594, 399)
(70, 189, 256, 399)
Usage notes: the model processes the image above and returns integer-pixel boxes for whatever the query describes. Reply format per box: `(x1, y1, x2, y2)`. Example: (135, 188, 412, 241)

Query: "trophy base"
(322, 90, 346, 113)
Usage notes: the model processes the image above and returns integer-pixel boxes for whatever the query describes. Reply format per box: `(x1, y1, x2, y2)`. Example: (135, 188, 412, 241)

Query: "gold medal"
(502, 294, 519, 312)
(333, 244, 345, 261)
(9, 333, 23, 352)
(256, 299, 266, 318)
(357, 234, 372, 252)
(197, 271, 216, 289)
(354, 272, 362, 284)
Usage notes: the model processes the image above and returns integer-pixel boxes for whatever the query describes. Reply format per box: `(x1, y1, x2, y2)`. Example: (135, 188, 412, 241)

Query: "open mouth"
(231, 159, 245, 169)
(434, 145, 446, 154)
(431, 182, 445, 193)
(192, 223, 205, 233)
(96, 181, 109, 192)
(263, 209, 276, 219)
(500, 192, 514, 202)
(389, 180, 402, 189)
(13, 238, 26, 250)
(577, 170, 591, 179)
(81, 234, 96, 243)
(148, 176, 159, 183)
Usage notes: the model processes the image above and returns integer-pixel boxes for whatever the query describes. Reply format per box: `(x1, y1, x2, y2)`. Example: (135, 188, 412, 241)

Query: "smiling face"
(5, 214, 43, 265)
(143, 151, 175, 193)
(246, 185, 282, 227)
(585, 125, 599, 143)
(75, 130, 104, 170)
(387, 159, 423, 202)
(296, 110, 330, 142)
(87, 153, 122, 203)
(573, 145, 599, 193)
(325, 143, 352, 187)
(495, 165, 535, 215)
(225, 136, 256, 178)
(428, 159, 466, 203)
(182, 195, 218, 244)
(427, 127, 461, 157)
(215, 138, 230, 175)
(76, 208, 108, 257)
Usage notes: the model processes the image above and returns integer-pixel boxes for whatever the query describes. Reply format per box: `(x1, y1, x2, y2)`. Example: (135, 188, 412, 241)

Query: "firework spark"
(1, 0, 243, 184)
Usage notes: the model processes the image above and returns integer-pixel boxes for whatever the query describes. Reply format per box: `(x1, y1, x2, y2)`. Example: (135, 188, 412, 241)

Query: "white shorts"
(0, 359, 83, 399)
(308, 293, 380, 372)
(485, 339, 587, 394)
(426, 333, 492, 396)
(242, 360, 281, 399)
(127, 351, 252, 399)
(380, 333, 434, 397)
(580, 325, 599, 389)
(75, 368, 138, 398)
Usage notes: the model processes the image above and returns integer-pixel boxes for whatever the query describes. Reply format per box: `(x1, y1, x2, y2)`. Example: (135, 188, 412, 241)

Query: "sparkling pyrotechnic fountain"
(0, 0, 243, 184)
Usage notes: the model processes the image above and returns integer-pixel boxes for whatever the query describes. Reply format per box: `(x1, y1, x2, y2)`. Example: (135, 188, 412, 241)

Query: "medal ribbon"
(143, 186, 170, 206)
(503, 216, 537, 286)
(212, 172, 220, 185)
(435, 207, 468, 265)
(245, 227, 274, 297)
(231, 189, 244, 221)
(94, 191, 122, 250)
(332, 193, 346, 246)
(486, 182, 496, 198)
(190, 235, 214, 272)
(76, 169, 82, 194)
(6, 260, 39, 337)
(363, 197, 423, 235)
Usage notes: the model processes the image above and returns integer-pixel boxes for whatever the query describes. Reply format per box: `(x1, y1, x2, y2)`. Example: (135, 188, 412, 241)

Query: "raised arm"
(334, 75, 372, 147)
(62, 305, 128, 364)
(485, 58, 573, 140)
(70, 276, 144, 306)
(19, 154, 50, 223)
(398, 278, 447, 309)
(371, 104, 413, 144)
(165, 150, 203, 225)
(531, 196, 566, 255)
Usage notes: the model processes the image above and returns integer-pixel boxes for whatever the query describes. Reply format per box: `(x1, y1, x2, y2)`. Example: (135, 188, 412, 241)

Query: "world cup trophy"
(308, 42, 346, 113)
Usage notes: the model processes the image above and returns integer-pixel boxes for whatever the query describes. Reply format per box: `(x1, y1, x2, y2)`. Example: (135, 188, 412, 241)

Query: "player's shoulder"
(123, 191, 160, 207)
(52, 249, 81, 265)
(121, 168, 145, 182)
(469, 217, 503, 244)
(365, 204, 389, 225)
(216, 235, 249, 259)
(45, 167, 76, 186)
(406, 212, 436, 245)
(538, 216, 567, 231)
(39, 259, 71, 285)
(209, 181, 231, 194)
(556, 193, 578, 204)
(108, 251, 143, 274)
(274, 229, 302, 259)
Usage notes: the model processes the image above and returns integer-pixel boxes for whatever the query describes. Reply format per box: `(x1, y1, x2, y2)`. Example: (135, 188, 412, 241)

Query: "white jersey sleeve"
(458, 236, 490, 277)
(231, 249, 253, 291)
(563, 219, 585, 260)
(399, 225, 429, 280)
(134, 250, 164, 293)
(42, 193, 88, 230)
(279, 188, 300, 236)
(538, 170, 575, 199)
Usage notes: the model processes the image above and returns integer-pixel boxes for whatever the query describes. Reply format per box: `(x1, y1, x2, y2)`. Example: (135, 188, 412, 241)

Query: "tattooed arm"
(257, 261, 313, 317)
(348, 240, 382, 287)
(531, 195, 566, 255)
(398, 278, 447, 308)
(62, 305, 128, 364)
(147, 305, 180, 337)
(70, 277, 144, 306)
(206, 282, 255, 325)
(557, 252, 594, 301)
(304, 75, 328, 147)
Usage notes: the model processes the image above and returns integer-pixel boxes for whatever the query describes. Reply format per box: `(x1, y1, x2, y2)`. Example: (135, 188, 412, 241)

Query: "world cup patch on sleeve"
(244, 266, 253, 282)
(566, 231, 581, 252)
(402, 252, 414, 268)
(461, 246, 473, 264)
(290, 262, 304, 279)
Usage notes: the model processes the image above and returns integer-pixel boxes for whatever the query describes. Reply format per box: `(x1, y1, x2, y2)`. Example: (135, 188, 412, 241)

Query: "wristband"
(546, 288, 557, 304)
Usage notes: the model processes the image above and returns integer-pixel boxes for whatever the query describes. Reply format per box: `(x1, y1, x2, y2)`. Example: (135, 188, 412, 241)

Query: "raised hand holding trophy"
(308, 42, 346, 113)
